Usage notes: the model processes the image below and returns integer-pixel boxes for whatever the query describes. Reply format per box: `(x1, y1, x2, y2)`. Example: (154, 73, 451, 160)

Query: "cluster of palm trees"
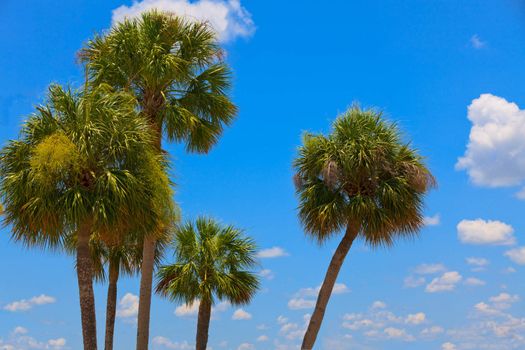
(0, 10, 435, 350)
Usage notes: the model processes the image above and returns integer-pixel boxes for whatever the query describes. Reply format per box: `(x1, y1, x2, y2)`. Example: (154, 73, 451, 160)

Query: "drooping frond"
(156, 217, 260, 306)
(80, 10, 237, 153)
(293, 105, 436, 246)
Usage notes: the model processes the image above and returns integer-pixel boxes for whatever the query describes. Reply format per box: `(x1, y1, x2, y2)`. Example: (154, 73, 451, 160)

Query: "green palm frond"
(80, 10, 237, 153)
(293, 105, 436, 246)
(156, 217, 260, 306)
(0, 83, 177, 252)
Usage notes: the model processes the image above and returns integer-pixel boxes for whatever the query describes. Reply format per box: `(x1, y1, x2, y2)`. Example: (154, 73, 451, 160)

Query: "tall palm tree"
(293, 106, 435, 350)
(156, 217, 260, 350)
(0, 83, 174, 350)
(81, 12, 237, 349)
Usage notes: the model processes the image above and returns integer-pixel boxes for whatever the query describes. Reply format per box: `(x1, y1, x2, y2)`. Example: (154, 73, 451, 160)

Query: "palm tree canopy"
(293, 105, 436, 246)
(156, 217, 260, 306)
(0, 83, 176, 249)
(80, 10, 237, 153)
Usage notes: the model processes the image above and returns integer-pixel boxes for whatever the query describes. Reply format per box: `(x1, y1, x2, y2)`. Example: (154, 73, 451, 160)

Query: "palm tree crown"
(156, 217, 260, 306)
(0, 83, 174, 245)
(81, 10, 237, 152)
(294, 105, 436, 245)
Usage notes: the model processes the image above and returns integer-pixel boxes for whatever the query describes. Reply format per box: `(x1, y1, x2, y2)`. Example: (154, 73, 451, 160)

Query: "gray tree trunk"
(104, 259, 120, 350)
(196, 299, 212, 350)
(136, 236, 156, 350)
(76, 220, 98, 350)
(301, 223, 360, 350)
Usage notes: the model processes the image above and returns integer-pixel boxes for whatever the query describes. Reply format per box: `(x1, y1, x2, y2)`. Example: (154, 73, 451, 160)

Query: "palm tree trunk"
(136, 236, 156, 350)
(301, 223, 360, 350)
(104, 259, 120, 350)
(196, 299, 212, 350)
(136, 122, 162, 350)
(76, 219, 98, 350)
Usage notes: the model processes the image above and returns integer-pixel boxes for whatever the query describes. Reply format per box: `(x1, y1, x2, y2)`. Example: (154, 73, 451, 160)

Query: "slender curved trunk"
(196, 299, 212, 350)
(136, 124, 161, 350)
(104, 259, 120, 350)
(76, 219, 98, 350)
(301, 223, 360, 350)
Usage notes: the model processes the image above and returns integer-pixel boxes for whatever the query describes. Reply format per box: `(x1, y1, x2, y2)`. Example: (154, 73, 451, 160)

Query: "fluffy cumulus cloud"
(232, 308, 252, 320)
(457, 219, 516, 245)
(112, 0, 255, 43)
(341, 302, 431, 343)
(505, 246, 525, 265)
(425, 271, 462, 293)
(3, 294, 56, 312)
(256, 246, 289, 258)
(423, 214, 441, 226)
(456, 94, 525, 190)
(447, 292, 525, 349)
(174, 300, 230, 317)
(404, 263, 446, 289)
(0, 327, 67, 350)
(116, 293, 139, 321)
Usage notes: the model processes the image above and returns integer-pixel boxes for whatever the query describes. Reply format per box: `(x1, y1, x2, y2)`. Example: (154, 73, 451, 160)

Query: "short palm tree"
(293, 106, 435, 350)
(81, 12, 237, 349)
(156, 217, 260, 350)
(0, 83, 174, 350)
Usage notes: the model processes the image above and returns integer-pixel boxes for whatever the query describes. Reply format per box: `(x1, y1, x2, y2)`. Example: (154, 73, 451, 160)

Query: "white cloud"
(48, 338, 66, 347)
(237, 342, 255, 350)
(413, 263, 447, 275)
(457, 219, 516, 245)
(259, 269, 274, 280)
(152, 336, 192, 349)
(287, 283, 348, 310)
(442, 342, 457, 350)
(232, 308, 252, 320)
(371, 301, 387, 310)
(505, 246, 525, 265)
(489, 292, 519, 307)
(0, 327, 67, 350)
(464, 277, 486, 286)
(3, 294, 56, 312)
(470, 34, 486, 49)
(466, 257, 490, 267)
(404, 276, 426, 288)
(174, 301, 200, 317)
(456, 94, 525, 188)
(256, 335, 268, 342)
(383, 327, 415, 341)
(425, 271, 462, 293)
(287, 298, 315, 310)
(405, 312, 426, 325)
(423, 214, 441, 226)
(13, 327, 28, 335)
(116, 293, 139, 320)
(420, 326, 444, 337)
(112, 0, 255, 43)
(256, 247, 289, 258)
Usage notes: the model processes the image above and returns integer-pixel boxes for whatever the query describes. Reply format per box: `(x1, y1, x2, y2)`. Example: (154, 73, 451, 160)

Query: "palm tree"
(293, 106, 435, 350)
(81, 12, 237, 349)
(156, 217, 260, 350)
(0, 83, 174, 350)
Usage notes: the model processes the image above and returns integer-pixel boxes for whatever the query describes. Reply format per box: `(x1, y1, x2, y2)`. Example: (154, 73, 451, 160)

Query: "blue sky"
(1, 1, 525, 349)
